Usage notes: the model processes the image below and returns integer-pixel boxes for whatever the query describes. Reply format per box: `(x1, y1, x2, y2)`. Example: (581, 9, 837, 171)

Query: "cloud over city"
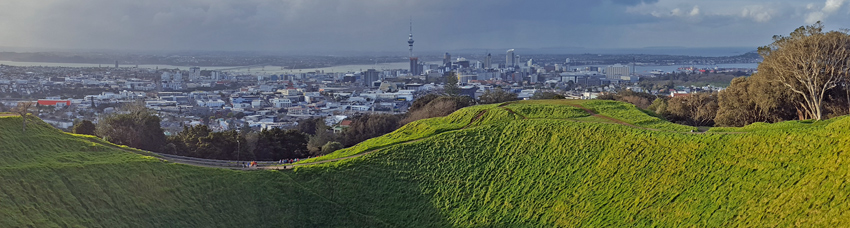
(0, 0, 847, 53)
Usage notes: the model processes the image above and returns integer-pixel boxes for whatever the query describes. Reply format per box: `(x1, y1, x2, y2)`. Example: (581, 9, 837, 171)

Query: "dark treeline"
(75, 93, 483, 161)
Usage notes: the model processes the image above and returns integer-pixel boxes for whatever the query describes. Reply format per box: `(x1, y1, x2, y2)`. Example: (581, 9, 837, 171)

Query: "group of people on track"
(242, 161, 258, 168)
(239, 155, 324, 169)
(278, 158, 301, 164)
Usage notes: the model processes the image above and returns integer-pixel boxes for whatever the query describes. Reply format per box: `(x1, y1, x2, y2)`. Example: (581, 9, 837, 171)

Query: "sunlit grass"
(2, 101, 850, 226)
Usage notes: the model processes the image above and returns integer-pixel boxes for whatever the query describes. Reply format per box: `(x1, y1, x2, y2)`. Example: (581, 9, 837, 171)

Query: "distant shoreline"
(0, 60, 757, 74)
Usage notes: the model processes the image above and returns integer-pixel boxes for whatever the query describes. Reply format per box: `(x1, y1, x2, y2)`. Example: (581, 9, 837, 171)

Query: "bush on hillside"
(479, 89, 518, 104)
(321, 141, 343, 154)
(715, 75, 799, 127)
(597, 90, 657, 109)
(402, 95, 474, 125)
(72, 120, 96, 136)
(665, 92, 719, 126)
(531, 91, 565, 100)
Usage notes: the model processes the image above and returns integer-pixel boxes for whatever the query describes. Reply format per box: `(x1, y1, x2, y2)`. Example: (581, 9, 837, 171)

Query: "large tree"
(758, 22, 850, 120)
(96, 102, 167, 152)
(14, 102, 36, 132)
(254, 128, 309, 160)
(341, 114, 402, 147)
(307, 121, 336, 154)
(444, 72, 460, 96)
(715, 75, 799, 127)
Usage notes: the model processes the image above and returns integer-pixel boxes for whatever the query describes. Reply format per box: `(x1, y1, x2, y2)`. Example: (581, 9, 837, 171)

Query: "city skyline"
(0, 0, 849, 54)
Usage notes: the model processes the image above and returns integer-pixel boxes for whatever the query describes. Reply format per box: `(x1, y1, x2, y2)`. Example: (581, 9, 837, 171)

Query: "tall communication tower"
(408, 20, 419, 75)
(408, 20, 415, 58)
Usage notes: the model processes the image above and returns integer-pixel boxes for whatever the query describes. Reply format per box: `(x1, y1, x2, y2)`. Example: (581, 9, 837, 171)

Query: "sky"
(0, 0, 849, 55)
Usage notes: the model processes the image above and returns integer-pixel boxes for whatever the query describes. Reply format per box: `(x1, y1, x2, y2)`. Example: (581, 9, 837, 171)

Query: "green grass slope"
(293, 100, 850, 226)
(0, 115, 392, 227)
(2, 100, 850, 227)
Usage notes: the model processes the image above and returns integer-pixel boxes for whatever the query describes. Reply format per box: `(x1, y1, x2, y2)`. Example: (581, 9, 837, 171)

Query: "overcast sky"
(0, 0, 849, 54)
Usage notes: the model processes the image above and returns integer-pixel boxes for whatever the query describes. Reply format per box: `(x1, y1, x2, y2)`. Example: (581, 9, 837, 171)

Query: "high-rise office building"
(484, 53, 492, 69)
(409, 57, 420, 75)
(363, 69, 381, 88)
(189, 66, 202, 81)
(506, 49, 515, 67)
(605, 64, 630, 79)
(515, 55, 521, 68)
(444, 53, 452, 68)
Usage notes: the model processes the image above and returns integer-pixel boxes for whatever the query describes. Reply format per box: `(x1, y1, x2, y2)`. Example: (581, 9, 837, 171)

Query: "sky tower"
(408, 20, 419, 75)
(408, 21, 415, 58)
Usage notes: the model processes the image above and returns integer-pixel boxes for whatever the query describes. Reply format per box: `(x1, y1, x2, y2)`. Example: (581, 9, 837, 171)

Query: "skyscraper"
(363, 69, 381, 88)
(605, 64, 630, 79)
(409, 57, 419, 75)
(444, 53, 452, 68)
(515, 55, 521, 68)
(506, 49, 515, 67)
(484, 53, 492, 69)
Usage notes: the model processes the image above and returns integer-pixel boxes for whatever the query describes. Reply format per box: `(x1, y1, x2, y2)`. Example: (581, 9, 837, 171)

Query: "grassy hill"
(2, 100, 850, 227)
(0, 114, 387, 227)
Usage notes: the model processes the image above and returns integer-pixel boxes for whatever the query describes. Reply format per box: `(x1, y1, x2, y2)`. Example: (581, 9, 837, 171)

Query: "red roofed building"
(334, 120, 353, 133)
(37, 99, 71, 107)
(670, 92, 690, 98)
(340, 120, 352, 127)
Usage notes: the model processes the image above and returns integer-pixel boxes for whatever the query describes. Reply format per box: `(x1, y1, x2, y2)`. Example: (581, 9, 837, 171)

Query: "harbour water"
(0, 60, 758, 75)
(0, 60, 236, 71)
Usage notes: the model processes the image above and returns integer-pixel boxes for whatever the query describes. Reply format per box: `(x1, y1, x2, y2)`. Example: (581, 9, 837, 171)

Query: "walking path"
(564, 104, 745, 135)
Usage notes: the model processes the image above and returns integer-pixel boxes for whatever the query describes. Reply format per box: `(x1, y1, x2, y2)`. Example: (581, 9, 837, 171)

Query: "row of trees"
(742, 22, 850, 122)
(714, 23, 849, 126)
(75, 92, 481, 161)
(606, 22, 850, 127)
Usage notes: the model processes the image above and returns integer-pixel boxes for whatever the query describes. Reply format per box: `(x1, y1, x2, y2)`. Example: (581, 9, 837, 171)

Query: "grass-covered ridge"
(2, 101, 850, 227)
(0, 115, 389, 227)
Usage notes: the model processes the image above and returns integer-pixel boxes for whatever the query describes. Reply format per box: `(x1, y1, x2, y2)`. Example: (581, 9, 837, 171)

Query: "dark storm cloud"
(0, 0, 846, 54)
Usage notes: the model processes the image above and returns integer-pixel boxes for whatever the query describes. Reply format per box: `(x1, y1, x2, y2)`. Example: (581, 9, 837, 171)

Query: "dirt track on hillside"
(565, 104, 744, 135)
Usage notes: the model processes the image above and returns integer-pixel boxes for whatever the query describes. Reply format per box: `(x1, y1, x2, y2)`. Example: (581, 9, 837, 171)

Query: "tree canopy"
(72, 120, 97, 136)
(96, 103, 166, 152)
(479, 89, 518, 104)
(714, 75, 798, 127)
(14, 102, 36, 132)
(757, 22, 850, 120)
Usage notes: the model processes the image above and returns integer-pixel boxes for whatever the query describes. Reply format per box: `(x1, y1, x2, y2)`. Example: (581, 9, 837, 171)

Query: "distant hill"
(1, 100, 849, 227)
(447, 47, 757, 57)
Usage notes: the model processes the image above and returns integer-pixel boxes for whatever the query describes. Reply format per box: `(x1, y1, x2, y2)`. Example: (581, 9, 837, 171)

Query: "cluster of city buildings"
(0, 63, 442, 134)
(0, 24, 754, 134)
